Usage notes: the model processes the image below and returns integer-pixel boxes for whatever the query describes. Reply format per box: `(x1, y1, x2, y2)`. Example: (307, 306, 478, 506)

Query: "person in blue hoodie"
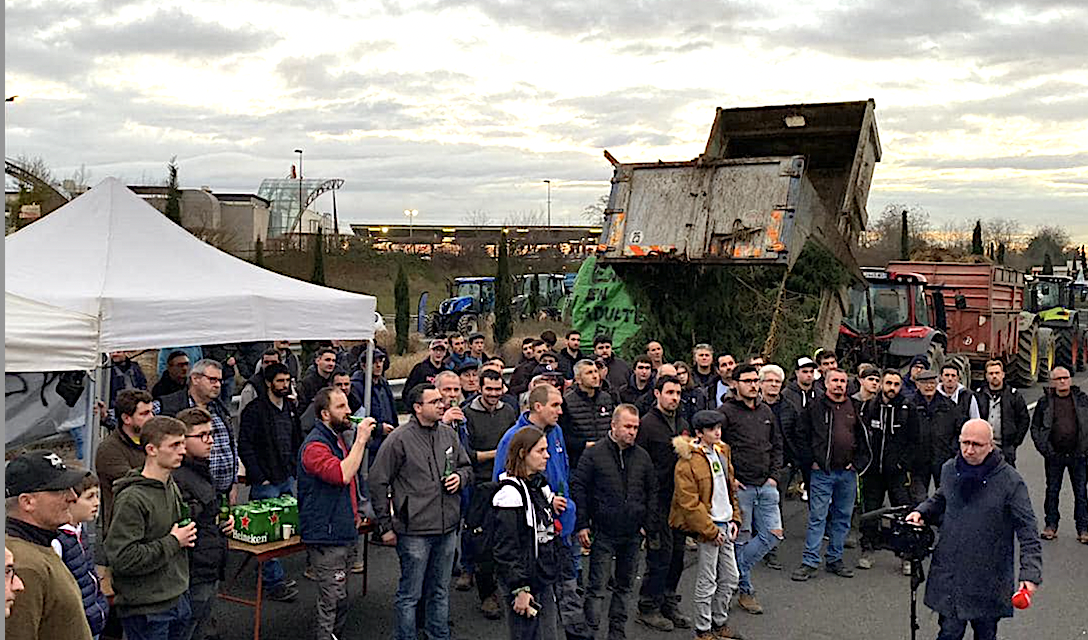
(492, 384, 591, 640)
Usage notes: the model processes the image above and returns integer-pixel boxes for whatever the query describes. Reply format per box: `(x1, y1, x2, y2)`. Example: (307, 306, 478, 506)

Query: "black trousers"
(859, 467, 912, 551)
(638, 524, 687, 614)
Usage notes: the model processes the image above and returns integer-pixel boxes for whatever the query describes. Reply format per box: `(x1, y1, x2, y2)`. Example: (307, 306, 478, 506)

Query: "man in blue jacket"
(493, 384, 590, 640)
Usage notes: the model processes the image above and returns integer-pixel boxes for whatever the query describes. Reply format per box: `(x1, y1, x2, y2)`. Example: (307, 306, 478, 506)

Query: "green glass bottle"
(218, 495, 230, 526)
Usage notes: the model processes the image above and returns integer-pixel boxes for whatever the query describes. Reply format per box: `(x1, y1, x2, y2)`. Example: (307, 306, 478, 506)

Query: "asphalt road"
(211, 371, 1088, 640)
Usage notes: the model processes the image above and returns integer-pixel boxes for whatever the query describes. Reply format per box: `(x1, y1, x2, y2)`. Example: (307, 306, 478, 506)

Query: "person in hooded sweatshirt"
(174, 408, 233, 640)
(104, 416, 197, 640)
(937, 364, 980, 425)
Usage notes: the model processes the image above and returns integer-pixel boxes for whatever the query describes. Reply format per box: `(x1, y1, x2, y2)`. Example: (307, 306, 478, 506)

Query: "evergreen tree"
(997, 242, 1007, 265)
(394, 263, 410, 355)
(310, 227, 326, 285)
(1042, 252, 1054, 275)
(254, 238, 265, 267)
(493, 235, 513, 347)
(900, 210, 910, 260)
(165, 157, 182, 226)
(971, 220, 984, 255)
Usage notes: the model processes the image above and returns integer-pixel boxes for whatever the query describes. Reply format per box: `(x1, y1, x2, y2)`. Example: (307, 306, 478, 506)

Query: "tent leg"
(88, 364, 108, 473)
(363, 341, 374, 418)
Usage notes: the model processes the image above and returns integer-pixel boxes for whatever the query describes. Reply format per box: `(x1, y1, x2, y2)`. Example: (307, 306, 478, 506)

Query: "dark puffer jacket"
(571, 435, 658, 538)
(636, 406, 691, 507)
(172, 456, 229, 584)
(56, 525, 109, 636)
(561, 386, 616, 470)
(716, 396, 783, 486)
(859, 393, 919, 475)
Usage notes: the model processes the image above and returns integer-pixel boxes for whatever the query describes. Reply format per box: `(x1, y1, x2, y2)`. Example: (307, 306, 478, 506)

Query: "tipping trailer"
(886, 261, 1039, 386)
(597, 100, 881, 279)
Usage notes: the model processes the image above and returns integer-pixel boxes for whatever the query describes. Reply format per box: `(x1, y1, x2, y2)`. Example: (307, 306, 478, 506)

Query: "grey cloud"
(63, 8, 277, 59)
(614, 39, 714, 58)
(901, 154, 1088, 171)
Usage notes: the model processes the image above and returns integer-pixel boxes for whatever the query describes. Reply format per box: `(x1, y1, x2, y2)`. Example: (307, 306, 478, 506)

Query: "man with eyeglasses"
(238, 362, 304, 601)
(159, 359, 238, 498)
(718, 364, 783, 614)
(6, 546, 26, 618)
(1030, 366, 1088, 543)
(907, 419, 1042, 640)
(5, 450, 92, 640)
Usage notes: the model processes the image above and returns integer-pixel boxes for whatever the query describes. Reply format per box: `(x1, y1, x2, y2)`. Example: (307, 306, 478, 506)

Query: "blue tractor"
(424, 277, 496, 336)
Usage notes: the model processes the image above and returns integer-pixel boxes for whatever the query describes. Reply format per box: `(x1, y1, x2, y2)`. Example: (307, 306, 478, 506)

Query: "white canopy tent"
(5, 292, 100, 372)
(5, 178, 379, 455)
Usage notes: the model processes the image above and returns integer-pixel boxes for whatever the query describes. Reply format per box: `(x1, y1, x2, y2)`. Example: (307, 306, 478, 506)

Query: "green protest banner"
(569, 255, 642, 351)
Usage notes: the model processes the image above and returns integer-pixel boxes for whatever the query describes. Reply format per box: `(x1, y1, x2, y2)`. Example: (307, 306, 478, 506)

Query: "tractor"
(1026, 274, 1086, 373)
(513, 273, 568, 321)
(424, 277, 496, 336)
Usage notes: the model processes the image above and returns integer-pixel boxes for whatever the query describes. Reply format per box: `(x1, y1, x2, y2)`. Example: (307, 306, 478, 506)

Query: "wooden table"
(219, 522, 374, 640)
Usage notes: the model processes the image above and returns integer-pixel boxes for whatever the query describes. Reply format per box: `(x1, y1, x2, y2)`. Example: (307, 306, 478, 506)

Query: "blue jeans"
(121, 591, 192, 640)
(71, 425, 86, 460)
(249, 478, 295, 587)
(736, 481, 783, 594)
(394, 531, 457, 640)
(802, 469, 857, 568)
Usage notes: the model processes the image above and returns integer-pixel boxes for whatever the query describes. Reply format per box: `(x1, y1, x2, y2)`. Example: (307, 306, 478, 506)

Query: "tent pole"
(88, 362, 108, 474)
(363, 340, 374, 419)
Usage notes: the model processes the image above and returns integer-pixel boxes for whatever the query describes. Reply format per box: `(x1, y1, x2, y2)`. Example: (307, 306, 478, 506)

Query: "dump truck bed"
(598, 100, 880, 275)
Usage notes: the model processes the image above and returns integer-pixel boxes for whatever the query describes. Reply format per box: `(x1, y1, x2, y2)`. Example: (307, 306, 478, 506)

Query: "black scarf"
(954, 450, 1001, 501)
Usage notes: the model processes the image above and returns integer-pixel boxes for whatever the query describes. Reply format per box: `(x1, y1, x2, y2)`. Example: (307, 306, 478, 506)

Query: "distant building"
(128, 186, 270, 255)
(350, 223, 602, 256)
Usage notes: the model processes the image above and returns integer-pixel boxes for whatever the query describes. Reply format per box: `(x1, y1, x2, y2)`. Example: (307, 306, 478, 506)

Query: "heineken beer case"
(230, 497, 300, 544)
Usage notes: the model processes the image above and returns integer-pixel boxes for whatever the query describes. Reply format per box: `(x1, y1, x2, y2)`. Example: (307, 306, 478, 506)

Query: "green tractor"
(1026, 274, 1086, 374)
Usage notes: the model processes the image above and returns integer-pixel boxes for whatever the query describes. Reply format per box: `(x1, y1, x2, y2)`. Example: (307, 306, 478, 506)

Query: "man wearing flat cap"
(910, 369, 961, 504)
(5, 450, 93, 640)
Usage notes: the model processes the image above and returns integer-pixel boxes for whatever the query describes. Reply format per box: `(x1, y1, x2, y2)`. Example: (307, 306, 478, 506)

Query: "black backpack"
(464, 478, 527, 566)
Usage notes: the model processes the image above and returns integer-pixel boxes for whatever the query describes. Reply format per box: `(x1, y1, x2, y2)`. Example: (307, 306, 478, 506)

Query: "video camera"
(860, 505, 935, 562)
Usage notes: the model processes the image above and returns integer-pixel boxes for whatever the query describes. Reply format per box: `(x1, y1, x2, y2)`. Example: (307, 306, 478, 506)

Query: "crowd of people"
(5, 328, 1084, 640)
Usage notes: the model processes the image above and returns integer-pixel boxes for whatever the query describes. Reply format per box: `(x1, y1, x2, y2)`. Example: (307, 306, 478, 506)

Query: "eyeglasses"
(736, 378, 760, 384)
(186, 431, 214, 442)
(959, 440, 990, 449)
(1052, 375, 1071, 381)
(197, 374, 222, 384)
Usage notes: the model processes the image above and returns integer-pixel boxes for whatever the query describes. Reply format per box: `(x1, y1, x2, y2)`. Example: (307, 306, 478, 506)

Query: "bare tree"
(582, 194, 609, 226)
(503, 208, 547, 226)
(856, 204, 932, 264)
(463, 208, 492, 227)
(983, 217, 1024, 250)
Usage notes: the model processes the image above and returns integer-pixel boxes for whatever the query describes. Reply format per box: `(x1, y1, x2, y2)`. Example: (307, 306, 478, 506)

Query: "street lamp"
(404, 208, 419, 237)
(294, 149, 303, 245)
(543, 180, 551, 230)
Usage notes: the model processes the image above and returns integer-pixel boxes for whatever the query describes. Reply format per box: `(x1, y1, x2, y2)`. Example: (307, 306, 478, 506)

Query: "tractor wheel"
(1009, 322, 1039, 388)
(1055, 328, 1075, 371)
(457, 314, 479, 336)
(423, 313, 438, 337)
(1037, 328, 1056, 382)
(947, 354, 972, 387)
(925, 341, 946, 374)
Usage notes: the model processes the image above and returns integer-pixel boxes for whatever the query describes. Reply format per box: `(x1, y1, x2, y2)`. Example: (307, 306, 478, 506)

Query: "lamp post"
(404, 208, 419, 237)
(543, 179, 551, 230)
(294, 149, 303, 246)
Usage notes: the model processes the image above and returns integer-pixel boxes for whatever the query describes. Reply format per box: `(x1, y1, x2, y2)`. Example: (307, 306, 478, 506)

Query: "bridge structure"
(4, 157, 71, 216)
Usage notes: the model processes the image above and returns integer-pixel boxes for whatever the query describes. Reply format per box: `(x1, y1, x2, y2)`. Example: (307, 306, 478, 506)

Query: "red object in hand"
(1012, 586, 1032, 610)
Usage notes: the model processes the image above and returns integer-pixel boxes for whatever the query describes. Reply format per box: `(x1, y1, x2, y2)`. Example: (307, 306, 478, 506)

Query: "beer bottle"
(218, 495, 230, 526)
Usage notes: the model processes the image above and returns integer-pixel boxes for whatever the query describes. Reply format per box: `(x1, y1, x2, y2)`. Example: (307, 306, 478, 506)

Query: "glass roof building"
(257, 178, 343, 238)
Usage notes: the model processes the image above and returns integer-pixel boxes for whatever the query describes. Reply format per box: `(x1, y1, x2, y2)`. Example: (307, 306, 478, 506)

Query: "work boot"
(713, 624, 746, 640)
(454, 572, 474, 591)
(737, 592, 763, 615)
(1040, 527, 1057, 540)
(662, 608, 691, 629)
(635, 610, 674, 632)
(790, 564, 819, 582)
(825, 561, 855, 578)
(762, 550, 782, 570)
(856, 554, 873, 570)
(479, 593, 502, 620)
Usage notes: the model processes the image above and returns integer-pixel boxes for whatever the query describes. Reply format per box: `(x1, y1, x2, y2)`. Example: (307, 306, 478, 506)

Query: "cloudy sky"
(5, 0, 1088, 243)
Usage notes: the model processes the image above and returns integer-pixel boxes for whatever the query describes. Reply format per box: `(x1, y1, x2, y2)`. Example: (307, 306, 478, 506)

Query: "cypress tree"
(394, 263, 410, 355)
(165, 157, 182, 226)
(997, 242, 1006, 265)
(971, 220, 984, 255)
(900, 210, 910, 260)
(310, 226, 326, 285)
(1042, 252, 1054, 275)
(254, 238, 265, 267)
(493, 235, 513, 347)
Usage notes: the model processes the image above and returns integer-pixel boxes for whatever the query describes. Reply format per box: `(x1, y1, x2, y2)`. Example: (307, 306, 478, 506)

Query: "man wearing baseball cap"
(5, 450, 93, 640)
